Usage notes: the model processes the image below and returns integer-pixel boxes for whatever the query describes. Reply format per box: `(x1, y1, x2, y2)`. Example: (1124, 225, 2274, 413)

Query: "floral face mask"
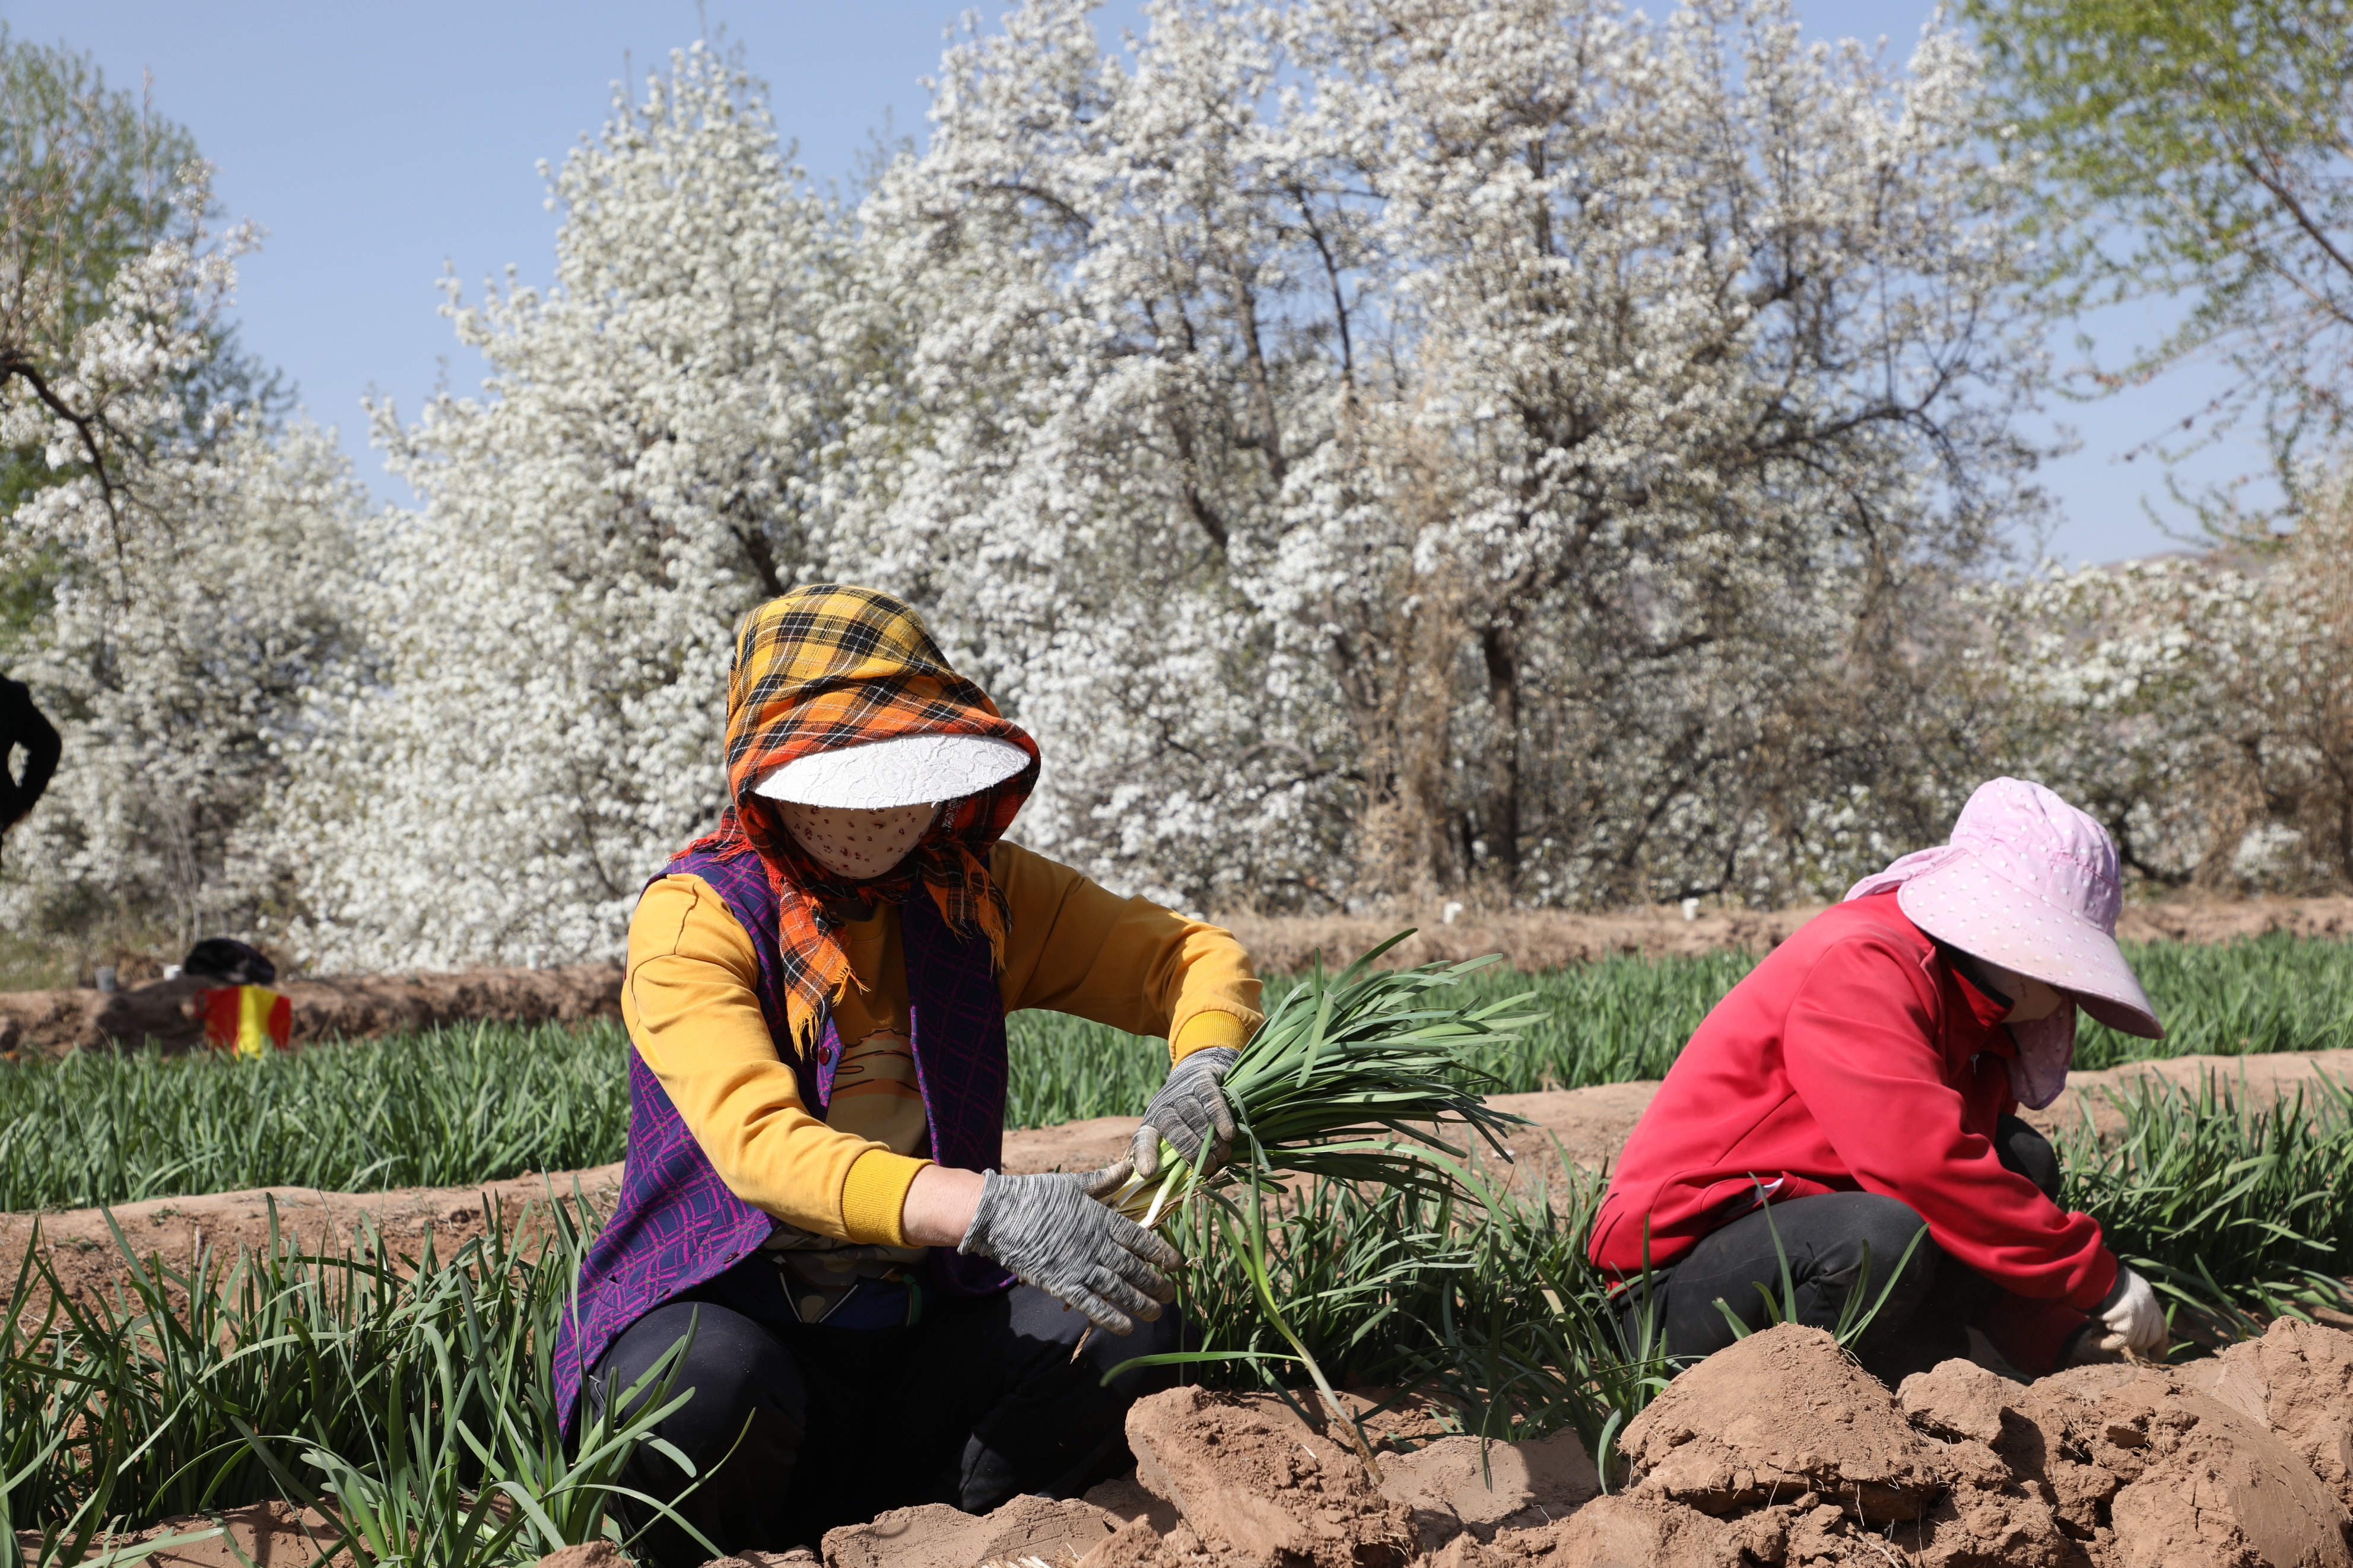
(776, 800, 939, 881)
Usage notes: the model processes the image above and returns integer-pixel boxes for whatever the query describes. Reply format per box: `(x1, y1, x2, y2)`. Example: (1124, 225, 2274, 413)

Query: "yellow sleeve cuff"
(1171, 1007, 1252, 1062)
(840, 1148, 932, 1247)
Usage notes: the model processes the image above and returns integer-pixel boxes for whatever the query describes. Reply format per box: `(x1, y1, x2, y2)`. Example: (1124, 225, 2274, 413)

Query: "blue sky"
(14, 0, 2271, 563)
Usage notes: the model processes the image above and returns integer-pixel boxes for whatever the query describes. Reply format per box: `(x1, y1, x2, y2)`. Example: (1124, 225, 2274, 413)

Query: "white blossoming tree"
(277, 43, 871, 968)
(0, 159, 364, 952)
(1983, 487, 2353, 892)
(849, 0, 2053, 912)
(271, 2, 2072, 965)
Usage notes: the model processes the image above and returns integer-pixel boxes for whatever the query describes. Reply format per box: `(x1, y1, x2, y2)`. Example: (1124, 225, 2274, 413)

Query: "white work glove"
(958, 1163, 1180, 1335)
(1131, 1046, 1240, 1180)
(2089, 1265, 2167, 1357)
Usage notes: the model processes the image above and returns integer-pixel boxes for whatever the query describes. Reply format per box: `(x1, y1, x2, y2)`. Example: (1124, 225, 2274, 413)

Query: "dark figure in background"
(0, 678, 59, 842)
(182, 937, 277, 987)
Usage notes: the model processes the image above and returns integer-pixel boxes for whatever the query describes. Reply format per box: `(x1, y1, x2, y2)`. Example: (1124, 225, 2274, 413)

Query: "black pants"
(1621, 1115, 2062, 1385)
(588, 1279, 1182, 1564)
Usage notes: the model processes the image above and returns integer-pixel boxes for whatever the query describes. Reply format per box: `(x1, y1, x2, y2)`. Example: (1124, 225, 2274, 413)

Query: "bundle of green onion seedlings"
(1109, 936, 1538, 1224)
(1095, 936, 1540, 1466)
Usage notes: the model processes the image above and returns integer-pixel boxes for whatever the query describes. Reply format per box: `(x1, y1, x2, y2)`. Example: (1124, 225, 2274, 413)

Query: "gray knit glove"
(1131, 1046, 1240, 1180)
(958, 1163, 1180, 1335)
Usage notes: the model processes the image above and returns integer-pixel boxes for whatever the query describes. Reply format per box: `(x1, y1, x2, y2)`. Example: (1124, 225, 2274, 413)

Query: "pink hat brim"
(1896, 853, 2164, 1039)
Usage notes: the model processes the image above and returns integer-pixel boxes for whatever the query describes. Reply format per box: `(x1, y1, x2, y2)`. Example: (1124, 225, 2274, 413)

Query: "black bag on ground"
(182, 938, 276, 987)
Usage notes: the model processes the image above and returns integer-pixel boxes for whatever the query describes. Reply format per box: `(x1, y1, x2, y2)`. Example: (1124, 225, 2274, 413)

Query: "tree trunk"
(1480, 619, 1522, 892)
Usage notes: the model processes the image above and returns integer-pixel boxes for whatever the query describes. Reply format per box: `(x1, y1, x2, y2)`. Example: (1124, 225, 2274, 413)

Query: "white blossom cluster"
(832, 0, 2052, 916)
(6, 5, 2340, 969)
(269, 53, 869, 967)
(0, 166, 366, 951)
(1979, 491, 2353, 894)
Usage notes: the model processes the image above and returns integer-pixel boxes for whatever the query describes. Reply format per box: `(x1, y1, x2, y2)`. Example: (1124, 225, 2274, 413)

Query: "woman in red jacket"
(1592, 778, 2170, 1381)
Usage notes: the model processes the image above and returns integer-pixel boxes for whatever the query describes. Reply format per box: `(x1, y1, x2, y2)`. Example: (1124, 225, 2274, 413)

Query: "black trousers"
(1621, 1115, 2062, 1385)
(587, 1279, 1182, 1564)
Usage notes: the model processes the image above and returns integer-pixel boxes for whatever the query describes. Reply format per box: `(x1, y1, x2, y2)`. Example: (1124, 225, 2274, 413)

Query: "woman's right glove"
(1131, 1046, 1240, 1180)
(958, 1163, 1180, 1335)
(2085, 1265, 2167, 1358)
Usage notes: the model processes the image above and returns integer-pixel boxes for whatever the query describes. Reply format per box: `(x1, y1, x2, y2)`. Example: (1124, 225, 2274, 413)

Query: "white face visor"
(752, 733, 1031, 810)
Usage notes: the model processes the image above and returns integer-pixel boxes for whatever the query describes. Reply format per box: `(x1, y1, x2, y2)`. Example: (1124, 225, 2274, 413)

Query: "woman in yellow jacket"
(554, 586, 1261, 1562)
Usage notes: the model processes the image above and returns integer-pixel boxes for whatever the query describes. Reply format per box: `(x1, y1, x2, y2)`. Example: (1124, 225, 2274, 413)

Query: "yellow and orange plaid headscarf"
(684, 585, 1041, 1052)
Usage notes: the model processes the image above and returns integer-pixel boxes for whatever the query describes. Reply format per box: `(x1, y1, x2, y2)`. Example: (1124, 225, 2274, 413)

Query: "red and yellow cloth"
(202, 985, 292, 1057)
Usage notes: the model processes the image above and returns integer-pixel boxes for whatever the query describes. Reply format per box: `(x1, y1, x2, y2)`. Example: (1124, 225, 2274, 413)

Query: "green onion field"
(3, 933, 2348, 1214)
(6, 933, 2353, 1566)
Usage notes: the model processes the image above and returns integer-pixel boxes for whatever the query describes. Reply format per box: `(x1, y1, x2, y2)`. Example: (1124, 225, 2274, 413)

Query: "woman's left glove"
(2091, 1265, 2168, 1356)
(2067, 1265, 2167, 1365)
(1130, 1045, 1240, 1179)
(958, 1164, 1180, 1335)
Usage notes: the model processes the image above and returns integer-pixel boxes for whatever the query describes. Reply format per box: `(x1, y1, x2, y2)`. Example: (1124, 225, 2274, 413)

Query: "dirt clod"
(2190, 1316, 2353, 1514)
(1377, 1429, 1599, 1545)
(2100, 1384, 2348, 1568)
(1619, 1324, 1951, 1524)
(536, 1545, 631, 1568)
(1900, 1359, 2118, 1538)
(1077, 1516, 1186, 1568)
(821, 1496, 1121, 1568)
(1084, 1475, 1181, 1537)
(1126, 1386, 1416, 1568)
(1908, 1489, 2073, 1568)
(1907, 1359, 2353, 1568)
(1523, 1494, 1747, 1568)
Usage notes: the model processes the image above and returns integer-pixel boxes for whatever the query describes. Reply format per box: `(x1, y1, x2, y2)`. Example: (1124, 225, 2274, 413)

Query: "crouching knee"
(1836, 1194, 1939, 1328)
(590, 1301, 806, 1470)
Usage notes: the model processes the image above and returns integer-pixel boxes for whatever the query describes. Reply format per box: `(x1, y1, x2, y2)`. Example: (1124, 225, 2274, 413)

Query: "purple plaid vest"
(553, 846, 1016, 1433)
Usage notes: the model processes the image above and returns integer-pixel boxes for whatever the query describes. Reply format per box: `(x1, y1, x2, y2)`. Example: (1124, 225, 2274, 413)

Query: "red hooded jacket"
(1590, 893, 2117, 1366)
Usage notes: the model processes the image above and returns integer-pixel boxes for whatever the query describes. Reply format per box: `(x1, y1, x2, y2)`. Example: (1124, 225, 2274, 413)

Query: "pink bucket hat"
(1844, 777, 2163, 1108)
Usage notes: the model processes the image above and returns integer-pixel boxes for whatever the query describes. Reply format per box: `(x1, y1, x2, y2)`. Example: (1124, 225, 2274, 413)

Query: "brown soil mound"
(905, 1322, 2351, 1568)
(1012, 1049, 2353, 1190)
(2190, 1317, 2353, 1513)
(1559, 1324, 2353, 1566)
(0, 963, 622, 1057)
(1221, 896, 2353, 974)
(1220, 907, 1827, 973)
(1125, 1385, 1417, 1568)
(2034, 1365, 2351, 1568)
(824, 1496, 1123, 1568)
(1375, 1428, 1599, 1544)
(0, 1164, 625, 1305)
(1617, 1325, 1949, 1524)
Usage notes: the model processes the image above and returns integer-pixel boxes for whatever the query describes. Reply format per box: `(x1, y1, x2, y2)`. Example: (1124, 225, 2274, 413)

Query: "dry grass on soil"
(7, 893, 2351, 1057)
(1218, 892, 2353, 974)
